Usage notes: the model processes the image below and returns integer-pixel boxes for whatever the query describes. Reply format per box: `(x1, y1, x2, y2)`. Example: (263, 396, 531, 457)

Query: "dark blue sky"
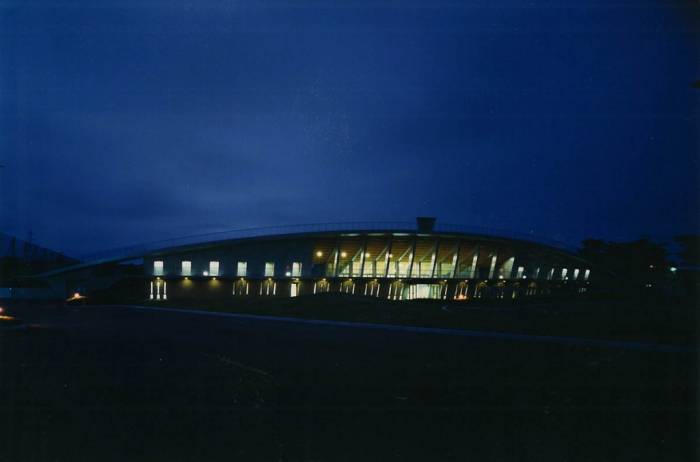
(1, 0, 698, 256)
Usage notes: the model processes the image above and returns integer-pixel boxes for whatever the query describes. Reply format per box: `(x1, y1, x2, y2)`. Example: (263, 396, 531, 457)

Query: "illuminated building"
(137, 218, 593, 301)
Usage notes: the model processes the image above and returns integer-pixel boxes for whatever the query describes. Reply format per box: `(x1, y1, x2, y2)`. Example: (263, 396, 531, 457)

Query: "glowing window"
(561, 268, 568, 279)
(181, 261, 191, 276)
(573, 268, 580, 280)
(265, 262, 275, 277)
(291, 262, 302, 277)
(153, 260, 164, 276)
(352, 260, 362, 277)
(237, 261, 247, 277)
(470, 254, 478, 278)
(209, 261, 219, 277)
(584, 269, 591, 281)
(488, 255, 497, 279)
(516, 266, 525, 279)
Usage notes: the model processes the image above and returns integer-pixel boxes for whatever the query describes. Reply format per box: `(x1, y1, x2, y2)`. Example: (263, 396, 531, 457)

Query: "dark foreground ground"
(1, 301, 697, 461)
(142, 293, 698, 346)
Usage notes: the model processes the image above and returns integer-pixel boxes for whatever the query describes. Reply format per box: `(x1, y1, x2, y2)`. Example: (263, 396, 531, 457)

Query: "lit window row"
(153, 259, 589, 281)
(153, 260, 303, 278)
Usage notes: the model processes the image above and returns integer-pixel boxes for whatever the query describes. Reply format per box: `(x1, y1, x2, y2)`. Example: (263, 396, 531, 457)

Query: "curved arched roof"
(39, 222, 589, 277)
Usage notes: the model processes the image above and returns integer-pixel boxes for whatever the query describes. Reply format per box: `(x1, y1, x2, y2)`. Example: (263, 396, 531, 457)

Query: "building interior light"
(203, 271, 208, 276)
(316, 251, 323, 257)
(341, 251, 347, 257)
(365, 252, 370, 258)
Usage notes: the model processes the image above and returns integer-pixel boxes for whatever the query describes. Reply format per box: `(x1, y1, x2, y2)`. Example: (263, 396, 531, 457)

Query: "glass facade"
(387, 237, 412, 278)
(407, 283, 443, 300)
(146, 234, 589, 303)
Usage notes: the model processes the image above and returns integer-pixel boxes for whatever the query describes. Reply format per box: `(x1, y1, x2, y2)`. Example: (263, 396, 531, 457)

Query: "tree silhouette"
(673, 234, 700, 266)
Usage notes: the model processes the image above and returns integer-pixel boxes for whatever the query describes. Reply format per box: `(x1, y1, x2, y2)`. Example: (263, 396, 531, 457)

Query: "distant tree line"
(580, 234, 700, 269)
(578, 234, 699, 301)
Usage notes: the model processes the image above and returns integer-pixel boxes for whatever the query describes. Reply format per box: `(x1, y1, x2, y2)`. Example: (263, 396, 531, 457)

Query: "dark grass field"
(140, 293, 698, 346)
(1, 300, 697, 461)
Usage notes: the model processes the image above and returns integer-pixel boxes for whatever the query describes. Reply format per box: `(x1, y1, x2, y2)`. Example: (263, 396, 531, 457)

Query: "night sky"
(1, 1, 698, 257)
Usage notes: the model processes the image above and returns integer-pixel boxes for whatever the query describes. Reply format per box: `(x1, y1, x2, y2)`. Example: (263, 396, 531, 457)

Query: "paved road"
(1, 303, 696, 461)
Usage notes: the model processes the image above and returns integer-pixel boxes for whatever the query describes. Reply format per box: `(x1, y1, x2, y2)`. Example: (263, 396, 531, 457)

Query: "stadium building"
(129, 218, 592, 302)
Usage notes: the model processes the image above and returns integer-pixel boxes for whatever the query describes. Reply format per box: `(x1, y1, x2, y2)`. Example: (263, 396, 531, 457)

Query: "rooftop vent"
(416, 217, 436, 233)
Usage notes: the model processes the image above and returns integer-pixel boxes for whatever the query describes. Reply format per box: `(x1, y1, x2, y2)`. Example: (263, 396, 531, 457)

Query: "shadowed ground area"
(1, 302, 697, 461)
(137, 293, 697, 346)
